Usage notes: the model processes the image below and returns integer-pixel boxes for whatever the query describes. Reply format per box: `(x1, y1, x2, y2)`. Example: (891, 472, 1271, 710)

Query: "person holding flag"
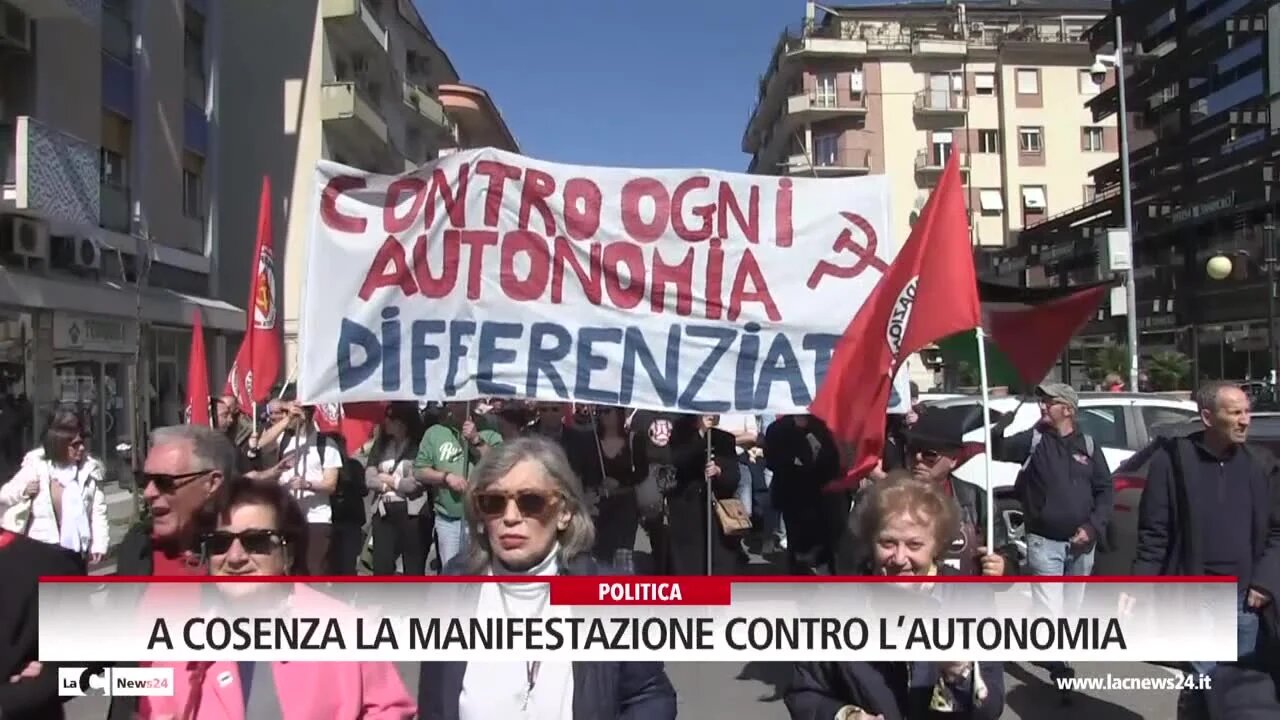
(225, 176, 282, 430)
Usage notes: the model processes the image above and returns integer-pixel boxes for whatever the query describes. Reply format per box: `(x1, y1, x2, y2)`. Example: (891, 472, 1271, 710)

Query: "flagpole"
(706, 427, 714, 578)
(974, 326, 996, 554)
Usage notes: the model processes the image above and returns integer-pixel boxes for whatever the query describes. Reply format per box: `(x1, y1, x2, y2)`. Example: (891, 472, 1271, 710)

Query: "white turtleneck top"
(458, 546, 574, 720)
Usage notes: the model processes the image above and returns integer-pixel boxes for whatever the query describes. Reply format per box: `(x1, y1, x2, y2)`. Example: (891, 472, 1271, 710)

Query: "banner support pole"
(706, 428, 714, 578)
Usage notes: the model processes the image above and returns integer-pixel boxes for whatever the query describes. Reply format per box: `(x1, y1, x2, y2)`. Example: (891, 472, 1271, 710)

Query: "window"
(974, 73, 996, 95)
(977, 129, 1000, 153)
(813, 134, 838, 166)
(1015, 68, 1039, 95)
(1079, 68, 1101, 95)
(814, 73, 837, 108)
(1084, 185, 1098, 203)
(182, 152, 204, 219)
(1021, 186, 1047, 210)
(102, 0, 132, 64)
(100, 149, 127, 187)
(1018, 126, 1043, 152)
(1142, 406, 1198, 434)
(1077, 406, 1128, 448)
(1081, 126, 1104, 151)
(184, 6, 206, 106)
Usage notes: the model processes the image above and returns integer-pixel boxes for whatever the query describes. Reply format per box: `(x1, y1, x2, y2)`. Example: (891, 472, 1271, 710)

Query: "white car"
(925, 393, 1199, 563)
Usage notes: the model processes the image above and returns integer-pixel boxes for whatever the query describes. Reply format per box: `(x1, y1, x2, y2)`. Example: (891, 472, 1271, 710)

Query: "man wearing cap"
(991, 382, 1112, 679)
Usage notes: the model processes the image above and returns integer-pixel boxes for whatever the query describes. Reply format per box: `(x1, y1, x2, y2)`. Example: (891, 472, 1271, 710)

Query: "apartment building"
(1007, 0, 1280, 383)
(217, 0, 486, 377)
(745, 0, 1111, 250)
(0, 0, 246, 461)
(439, 83, 520, 152)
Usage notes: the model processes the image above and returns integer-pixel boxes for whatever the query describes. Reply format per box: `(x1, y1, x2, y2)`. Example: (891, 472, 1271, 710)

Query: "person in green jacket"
(413, 401, 502, 567)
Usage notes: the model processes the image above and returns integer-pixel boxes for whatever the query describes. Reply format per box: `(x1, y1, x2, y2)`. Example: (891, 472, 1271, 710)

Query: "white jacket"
(0, 450, 109, 555)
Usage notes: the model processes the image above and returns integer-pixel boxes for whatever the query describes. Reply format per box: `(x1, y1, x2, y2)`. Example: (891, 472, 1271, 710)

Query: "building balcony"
(786, 93, 867, 123)
(788, 34, 868, 58)
(321, 0, 388, 53)
(915, 149, 969, 174)
(0, 117, 100, 228)
(788, 147, 872, 177)
(6, 0, 100, 26)
(913, 91, 967, 117)
(400, 79, 452, 139)
(912, 37, 967, 58)
(322, 81, 389, 148)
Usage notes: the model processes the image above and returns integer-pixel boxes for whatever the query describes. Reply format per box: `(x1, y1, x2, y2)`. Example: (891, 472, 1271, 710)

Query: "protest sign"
(299, 148, 908, 414)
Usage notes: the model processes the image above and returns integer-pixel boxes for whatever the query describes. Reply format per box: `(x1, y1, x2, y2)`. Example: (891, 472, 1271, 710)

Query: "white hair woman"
(417, 435, 677, 720)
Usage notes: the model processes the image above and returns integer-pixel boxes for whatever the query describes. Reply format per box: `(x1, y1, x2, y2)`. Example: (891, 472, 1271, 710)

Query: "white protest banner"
(299, 148, 907, 414)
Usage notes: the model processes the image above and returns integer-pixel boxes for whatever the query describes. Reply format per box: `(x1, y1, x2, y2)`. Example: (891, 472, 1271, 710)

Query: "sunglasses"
(142, 469, 213, 494)
(203, 529, 285, 556)
(473, 489, 560, 518)
(913, 449, 942, 464)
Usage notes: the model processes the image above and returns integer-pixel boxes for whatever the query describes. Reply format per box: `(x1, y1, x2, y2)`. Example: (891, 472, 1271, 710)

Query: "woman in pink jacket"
(140, 480, 415, 720)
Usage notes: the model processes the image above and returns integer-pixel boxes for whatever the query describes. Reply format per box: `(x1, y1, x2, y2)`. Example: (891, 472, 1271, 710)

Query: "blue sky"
(417, 0, 800, 172)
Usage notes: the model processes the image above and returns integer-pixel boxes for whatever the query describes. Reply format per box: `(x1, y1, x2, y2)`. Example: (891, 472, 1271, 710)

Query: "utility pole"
(1266, 221, 1277, 402)
(1114, 14, 1140, 392)
(129, 221, 153, 512)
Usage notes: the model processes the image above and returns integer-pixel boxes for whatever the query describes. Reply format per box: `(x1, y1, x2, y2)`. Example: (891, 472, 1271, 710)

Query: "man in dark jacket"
(0, 529, 85, 719)
(765, 414, 844, 574)
(1130, 380, 1280, 718)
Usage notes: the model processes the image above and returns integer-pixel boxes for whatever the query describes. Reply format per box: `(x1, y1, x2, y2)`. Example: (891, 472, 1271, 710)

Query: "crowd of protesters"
(0, 377, 1277, 718)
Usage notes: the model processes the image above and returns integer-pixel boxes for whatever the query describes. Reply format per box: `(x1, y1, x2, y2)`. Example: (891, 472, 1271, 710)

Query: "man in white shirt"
(277, 405, 342, 574)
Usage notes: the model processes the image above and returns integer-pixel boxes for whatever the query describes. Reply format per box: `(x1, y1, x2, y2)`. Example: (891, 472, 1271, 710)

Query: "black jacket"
(786, 568, 1005, 720)
(418, 554, 677, 720)
(993, 425, 1112, 542)
(0, 531, 84, 720)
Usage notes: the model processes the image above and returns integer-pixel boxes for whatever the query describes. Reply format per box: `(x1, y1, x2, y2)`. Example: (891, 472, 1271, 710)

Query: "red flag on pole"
(185, 310, 210, 426)
(226, 176, 282, 407)
(810, 155, 981, 489)
(314, 402, 386, 456)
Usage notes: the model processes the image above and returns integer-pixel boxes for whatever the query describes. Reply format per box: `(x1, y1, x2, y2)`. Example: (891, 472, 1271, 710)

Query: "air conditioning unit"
(2, 215, 48, 260)
(0, 2, 32, 52)
(72, 236, 102, 271)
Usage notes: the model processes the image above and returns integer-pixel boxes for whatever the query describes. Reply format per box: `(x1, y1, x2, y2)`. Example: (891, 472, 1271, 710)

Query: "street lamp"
(1089, 15, 1139, 393)
(1208, 224, 1279, 399)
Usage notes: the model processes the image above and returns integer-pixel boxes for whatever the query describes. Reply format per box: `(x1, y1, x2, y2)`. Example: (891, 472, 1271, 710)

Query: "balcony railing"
(915, 148, 969, 171)
(398, 74, 451, 136)
(913, 90, 967, 113)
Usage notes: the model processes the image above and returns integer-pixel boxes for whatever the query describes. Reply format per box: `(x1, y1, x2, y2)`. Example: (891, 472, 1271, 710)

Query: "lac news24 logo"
(58, 665, 174, 697)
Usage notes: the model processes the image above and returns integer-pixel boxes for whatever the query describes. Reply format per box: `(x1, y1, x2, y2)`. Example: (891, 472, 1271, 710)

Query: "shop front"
(48, 311, 136, 465)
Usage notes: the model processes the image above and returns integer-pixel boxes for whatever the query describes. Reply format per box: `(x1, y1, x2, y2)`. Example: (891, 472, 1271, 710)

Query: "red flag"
(810, 155, 981, 489)
(185, 310, 210, 426)
(226, 176, 282, 407)
(314, 402, 385, 456)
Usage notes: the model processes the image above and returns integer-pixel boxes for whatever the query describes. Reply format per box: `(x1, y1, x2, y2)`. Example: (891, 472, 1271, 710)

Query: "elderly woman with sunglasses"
(787, 474, 1007, 720)
(418, 435, 677, 720)
(0, 411, 107, 567)
(140, 478, 415, 720)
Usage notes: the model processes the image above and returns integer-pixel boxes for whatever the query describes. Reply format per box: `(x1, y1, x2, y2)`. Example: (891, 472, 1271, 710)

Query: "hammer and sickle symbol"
(806, 212, 890, 290)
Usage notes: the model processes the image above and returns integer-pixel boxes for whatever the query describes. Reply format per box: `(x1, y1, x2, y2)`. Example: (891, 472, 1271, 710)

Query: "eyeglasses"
(913, 449, 942, 464)
(473, 489, 561, 518)
(203, 529, 285, 556)
(142, 469, 213, 494)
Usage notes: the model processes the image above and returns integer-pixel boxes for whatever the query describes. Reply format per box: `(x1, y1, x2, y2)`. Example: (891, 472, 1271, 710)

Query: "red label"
(549, 577, 732, 606)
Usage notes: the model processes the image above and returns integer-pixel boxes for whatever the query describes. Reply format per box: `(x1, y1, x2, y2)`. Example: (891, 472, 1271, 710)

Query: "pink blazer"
(139, 586, 415, 720)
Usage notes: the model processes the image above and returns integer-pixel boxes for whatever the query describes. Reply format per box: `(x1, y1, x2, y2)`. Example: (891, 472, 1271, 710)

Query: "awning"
(0, 269, 245, 331)
(979, 190, 1004, 212)
(1021, 187, 1047, 209)
(974, 73, 995, 91)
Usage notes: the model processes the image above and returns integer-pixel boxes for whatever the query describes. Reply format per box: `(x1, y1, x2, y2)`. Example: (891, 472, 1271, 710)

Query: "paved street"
(65, 659, 1181, 718)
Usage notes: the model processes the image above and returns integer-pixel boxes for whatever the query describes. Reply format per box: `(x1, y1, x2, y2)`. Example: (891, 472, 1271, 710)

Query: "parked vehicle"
(927, 393, 1199, 566)
(1095, 412, 1280, 575)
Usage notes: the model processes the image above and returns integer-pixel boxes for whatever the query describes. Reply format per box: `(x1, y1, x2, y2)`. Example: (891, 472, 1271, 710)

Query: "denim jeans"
(1026, 533, 1096, 619)
(1190, 587, 1261, 676)
(435, 515, 468, 568)
(735, 462, 754, 517)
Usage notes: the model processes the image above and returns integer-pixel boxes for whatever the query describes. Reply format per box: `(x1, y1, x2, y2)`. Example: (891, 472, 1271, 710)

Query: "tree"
(1147, 350, 1192, 391)
(1085, 342, 1129, 386)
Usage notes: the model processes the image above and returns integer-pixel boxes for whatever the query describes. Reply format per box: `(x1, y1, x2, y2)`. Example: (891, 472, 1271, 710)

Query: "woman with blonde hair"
(787, 473, 1006, 719)
(417, 435, 676, 719)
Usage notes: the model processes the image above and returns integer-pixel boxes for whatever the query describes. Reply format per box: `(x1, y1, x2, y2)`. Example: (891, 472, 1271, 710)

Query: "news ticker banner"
(40, 578, 1237, 663)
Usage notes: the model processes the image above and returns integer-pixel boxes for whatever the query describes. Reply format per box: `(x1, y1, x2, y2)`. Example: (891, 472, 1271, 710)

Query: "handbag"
(713, 497, 752, 537)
